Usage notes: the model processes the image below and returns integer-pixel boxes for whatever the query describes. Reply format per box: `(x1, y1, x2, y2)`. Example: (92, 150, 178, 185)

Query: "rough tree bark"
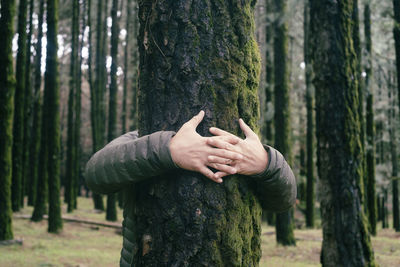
(131, 0, 263, 265)
(273, 0, 295, 246)
(45, 0, 63, 233)
(0, 0, 16, 241)
(304, 0, 315, 228)
(12, 0, 28, 212)
(106, 0, 120, 222)
(310, 0, 375, 266)
(66, 0, 80, 213)
(30, 0, 45, 213)
(364, 3, 377, 236)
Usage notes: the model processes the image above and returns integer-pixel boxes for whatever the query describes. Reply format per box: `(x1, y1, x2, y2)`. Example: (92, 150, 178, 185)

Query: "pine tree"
(364, 2, 377, 236)
(0, 0, 16, 241)
(45, 0, 62, 233)
(22, 0, 35, 207)
(273, 0, 295, 246)
(66, 0, 80, 213)
(12, 0, 29, 212)
(29, 0, 45, 210)
(310, 0, 375, 265)
(106, 0, 120, 222)
(131, 0, 262, 264)
(304, 0, 315, 229)
(130, 0, 138, 130)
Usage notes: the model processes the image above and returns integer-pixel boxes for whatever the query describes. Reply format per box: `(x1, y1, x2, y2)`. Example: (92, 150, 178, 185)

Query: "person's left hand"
(206, 119, 269, 179)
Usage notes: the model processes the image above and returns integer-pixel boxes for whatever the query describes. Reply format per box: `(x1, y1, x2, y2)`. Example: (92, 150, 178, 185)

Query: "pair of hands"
(169, 111, 268, 183)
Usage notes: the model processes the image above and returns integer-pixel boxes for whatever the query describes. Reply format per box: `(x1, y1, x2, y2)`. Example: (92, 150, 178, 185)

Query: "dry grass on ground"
(1, 197, 400, 266)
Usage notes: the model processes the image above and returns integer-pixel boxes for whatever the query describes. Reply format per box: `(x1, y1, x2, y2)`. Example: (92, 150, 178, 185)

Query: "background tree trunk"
(106, 0, 120, 222)
(304, 0, 315, 229)
(364, 3, 377, 236)
(45, 0, 62, 233)
(130, 0, 139, 131)
(132, 0, 262, 265)
(12, 0, 28, 212)
(0, 0, 16, 241)
(31, 0, 47, 221)
(66, 0, 80, 213)
(310, 0, 375, 265)
(273, 0, 296, 246)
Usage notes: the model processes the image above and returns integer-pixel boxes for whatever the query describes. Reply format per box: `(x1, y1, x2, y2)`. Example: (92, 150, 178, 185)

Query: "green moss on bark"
(133, 0, 263, 265)
(310, 0, 375, 265)
(0, 0, 16, 241)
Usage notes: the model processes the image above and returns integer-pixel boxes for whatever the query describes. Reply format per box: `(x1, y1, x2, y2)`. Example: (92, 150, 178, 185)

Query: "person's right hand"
(169, 110, 243, 183)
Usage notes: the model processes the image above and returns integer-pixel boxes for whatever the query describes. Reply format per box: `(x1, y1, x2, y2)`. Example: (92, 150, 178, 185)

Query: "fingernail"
(217, 178, 223, 183)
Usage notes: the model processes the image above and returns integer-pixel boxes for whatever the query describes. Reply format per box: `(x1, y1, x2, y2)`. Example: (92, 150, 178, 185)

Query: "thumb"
(239, 118, 256, 139)
(185, 110, 205, 129)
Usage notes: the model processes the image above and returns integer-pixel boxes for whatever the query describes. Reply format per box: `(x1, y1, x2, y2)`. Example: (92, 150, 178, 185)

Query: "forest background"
(0, 0, 400, 266)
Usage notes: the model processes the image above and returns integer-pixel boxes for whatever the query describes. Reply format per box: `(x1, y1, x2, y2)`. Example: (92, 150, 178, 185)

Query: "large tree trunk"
(12, 0, 28, 212)
(273, 0, 296, 246)
(310, 0, 375, 266)
(364, 3, 377, 236)
(0, 0, 16, 241)
(106, 0, 120, 222)
(131, 1, 262, 265)
(45, 0, 62, 233)
(31, 0, 46, 220)
(304, 0, 315, 229)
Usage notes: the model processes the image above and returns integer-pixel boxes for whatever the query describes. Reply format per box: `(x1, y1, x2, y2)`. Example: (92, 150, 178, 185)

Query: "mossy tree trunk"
(264, 0, 275, 226)
(133, 0, 262, 265)
(12, 0, 28, 212)
(310, 0, 375, 265)
(45, 0, 63, 233)
(392, 0, 400, 233)
(31, 0, 48, 221)
(364, 3, 377, 236)
(304, 0, 315, 228)
(89, 0, 107, 211)
(66, 0, 80, 213)
(22, 0, 34, 206)
(273, 0, 296, 246)
(29, 0, 44, 209)
(130, 0, 139, 131)
(0, 0, 16, 241)
(106, 0, 120, 222)
(388, 79, 400, 232)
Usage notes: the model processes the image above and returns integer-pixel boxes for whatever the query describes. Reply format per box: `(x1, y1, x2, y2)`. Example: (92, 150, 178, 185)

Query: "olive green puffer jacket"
(85, 131, 296, 266)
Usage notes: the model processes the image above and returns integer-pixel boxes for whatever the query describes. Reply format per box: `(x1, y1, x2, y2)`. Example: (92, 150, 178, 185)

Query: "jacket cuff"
(156, 131, 179, 169)
(251, 145, 275, 179)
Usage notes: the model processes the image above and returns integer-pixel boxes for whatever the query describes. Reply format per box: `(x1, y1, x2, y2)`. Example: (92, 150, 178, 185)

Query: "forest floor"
(1, 197, 399, 267)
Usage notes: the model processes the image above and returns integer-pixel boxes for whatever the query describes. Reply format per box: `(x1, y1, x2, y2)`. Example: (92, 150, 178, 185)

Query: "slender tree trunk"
(45, 0, 62, 233)
(90, 0, 106, 211)
(131, 1, 262, 264)
(273, 0, 295, 246)
(364, 3, 377, 236)
(22, 0, 35, 206)
(66, 0, 79, 213)
(106, 0, 120, 222)
(264, 0, 273, 145)
(130, 0, 138, 130)
(12, 0, 29, 212)
(310, 0, 375, 266)
(304, 0, 315, 228)
(31, 0, 46, 220)
(0, 0, 16, 241)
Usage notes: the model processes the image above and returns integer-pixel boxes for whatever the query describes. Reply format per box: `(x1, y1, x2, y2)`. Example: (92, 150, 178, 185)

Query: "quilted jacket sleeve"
(252, 145, 297, 213)
(85, 131, 178, 194)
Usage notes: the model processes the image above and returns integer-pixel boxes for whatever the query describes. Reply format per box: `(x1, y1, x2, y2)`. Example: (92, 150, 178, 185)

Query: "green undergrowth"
(1, 197, 399, 266)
